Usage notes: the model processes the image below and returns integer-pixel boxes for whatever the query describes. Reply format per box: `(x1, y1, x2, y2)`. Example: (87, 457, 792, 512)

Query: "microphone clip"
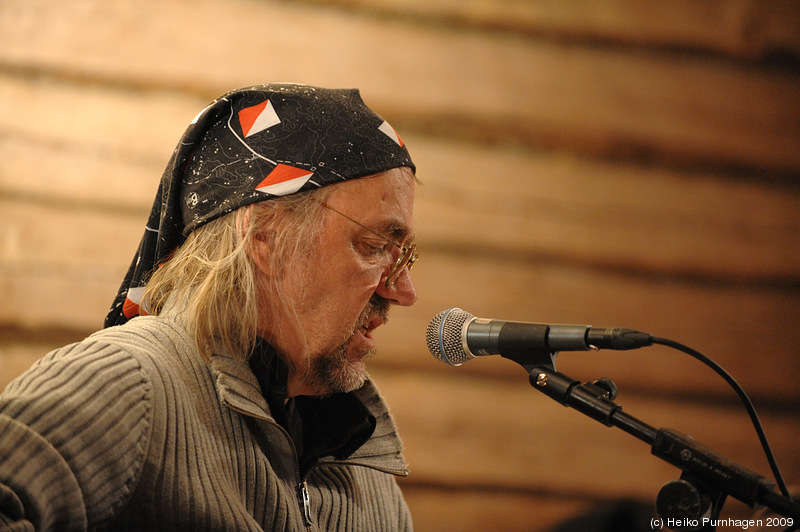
(503, 347, 559, 374)
(530, 367, 622, 426)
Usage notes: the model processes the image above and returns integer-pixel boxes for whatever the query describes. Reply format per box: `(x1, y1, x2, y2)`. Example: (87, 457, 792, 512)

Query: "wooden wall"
(1, 1, 798, 530)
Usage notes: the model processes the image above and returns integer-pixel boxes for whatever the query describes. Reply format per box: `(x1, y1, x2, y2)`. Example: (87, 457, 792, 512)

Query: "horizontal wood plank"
(399, 484, 758, 532)
(399, 487, 599, 532)
(311, 0, 800, 60)
(1, 0, 798, 174)
(0, 75, 200, 172)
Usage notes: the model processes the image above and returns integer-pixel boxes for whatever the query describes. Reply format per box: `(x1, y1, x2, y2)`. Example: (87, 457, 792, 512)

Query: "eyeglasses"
(319, 201, 418, 288)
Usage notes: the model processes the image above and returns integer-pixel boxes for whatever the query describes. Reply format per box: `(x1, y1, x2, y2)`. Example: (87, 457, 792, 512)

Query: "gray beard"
(303, 294, 388, 396)
(306, 340, 375, 396)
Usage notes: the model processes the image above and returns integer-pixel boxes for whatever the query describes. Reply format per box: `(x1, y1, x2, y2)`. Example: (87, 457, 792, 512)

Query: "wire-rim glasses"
(319, 201, 418, 287)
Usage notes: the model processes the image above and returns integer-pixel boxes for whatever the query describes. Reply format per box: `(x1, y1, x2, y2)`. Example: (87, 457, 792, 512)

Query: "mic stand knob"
(590, 378, 618, 400)
(656, 475, 724, 531)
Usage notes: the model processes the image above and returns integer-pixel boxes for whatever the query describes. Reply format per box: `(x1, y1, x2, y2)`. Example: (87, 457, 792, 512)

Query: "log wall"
(1, 1, 798, 530)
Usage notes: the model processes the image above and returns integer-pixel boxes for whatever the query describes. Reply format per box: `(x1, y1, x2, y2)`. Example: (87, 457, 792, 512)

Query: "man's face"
(261, 167, 418, 397)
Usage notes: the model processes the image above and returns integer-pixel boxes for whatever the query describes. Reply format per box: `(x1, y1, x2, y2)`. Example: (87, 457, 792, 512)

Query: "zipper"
(289, 434, 313, 529)
(296, 457, 321, 530)
(297, 480, 312, 528)
(229, 401, 408, 528)
(297, 459, 409, 530)
(234, 406, 314, 529)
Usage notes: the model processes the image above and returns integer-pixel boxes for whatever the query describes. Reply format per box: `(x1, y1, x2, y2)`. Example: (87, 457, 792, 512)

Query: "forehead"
(325, 168, 416, 237)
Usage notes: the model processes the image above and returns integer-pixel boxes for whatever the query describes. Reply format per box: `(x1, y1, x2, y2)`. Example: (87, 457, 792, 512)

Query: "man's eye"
(363, 241, 388, 255)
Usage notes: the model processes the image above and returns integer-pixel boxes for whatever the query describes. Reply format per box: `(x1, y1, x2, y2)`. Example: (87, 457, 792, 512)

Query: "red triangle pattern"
(239, 100, 269, 138)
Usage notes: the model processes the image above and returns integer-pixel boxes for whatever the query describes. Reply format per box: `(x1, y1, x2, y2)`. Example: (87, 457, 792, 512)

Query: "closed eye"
(362, 239, 391, 257)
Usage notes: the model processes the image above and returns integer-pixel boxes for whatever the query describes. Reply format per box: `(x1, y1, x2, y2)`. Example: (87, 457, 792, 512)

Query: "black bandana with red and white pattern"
(105, 83, 414, 327)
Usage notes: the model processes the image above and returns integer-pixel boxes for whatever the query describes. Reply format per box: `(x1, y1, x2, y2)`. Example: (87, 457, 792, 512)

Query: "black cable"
(651, 336, 791, 498)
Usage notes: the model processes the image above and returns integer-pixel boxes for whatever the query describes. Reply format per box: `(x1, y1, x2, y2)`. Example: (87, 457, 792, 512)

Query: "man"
(0, 84, 419, 530)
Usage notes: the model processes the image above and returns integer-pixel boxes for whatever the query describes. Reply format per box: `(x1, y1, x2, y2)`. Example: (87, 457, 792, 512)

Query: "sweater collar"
(210, 348, 273, 420)
(208, 341, 409, 476)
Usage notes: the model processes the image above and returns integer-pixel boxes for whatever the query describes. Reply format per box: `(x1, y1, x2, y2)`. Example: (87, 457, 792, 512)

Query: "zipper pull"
(298, 480, 312, 527)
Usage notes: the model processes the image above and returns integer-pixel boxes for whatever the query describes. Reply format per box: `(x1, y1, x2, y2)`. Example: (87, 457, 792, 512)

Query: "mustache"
(357, 294, 390, 329)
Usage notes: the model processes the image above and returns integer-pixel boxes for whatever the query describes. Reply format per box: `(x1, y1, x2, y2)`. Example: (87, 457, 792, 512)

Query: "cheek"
(304, 261, 374, 311)
(323, 267, 381, 324)
(339, 269, 381, 309)
(312, 235, 383, 321)
(331, 240, 385, 292)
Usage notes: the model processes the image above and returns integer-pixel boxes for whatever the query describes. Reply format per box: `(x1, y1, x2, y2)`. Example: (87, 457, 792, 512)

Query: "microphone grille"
(426, 308, 475, 366)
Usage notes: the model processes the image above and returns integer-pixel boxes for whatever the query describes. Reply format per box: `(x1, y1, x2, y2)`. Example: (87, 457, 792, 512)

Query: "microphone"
(426, 308, 653, 366)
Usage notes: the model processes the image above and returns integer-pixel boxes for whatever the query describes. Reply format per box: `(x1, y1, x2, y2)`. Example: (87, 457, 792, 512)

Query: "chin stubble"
(307, 294, 390, 395)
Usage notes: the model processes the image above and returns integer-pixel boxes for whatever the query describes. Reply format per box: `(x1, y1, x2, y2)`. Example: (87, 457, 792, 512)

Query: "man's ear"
(239, 206, 273, 276)
(248, 233, 273, 276)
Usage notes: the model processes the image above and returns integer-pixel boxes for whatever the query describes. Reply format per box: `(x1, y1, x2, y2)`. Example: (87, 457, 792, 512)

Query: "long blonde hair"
(142, 188, 331, 362)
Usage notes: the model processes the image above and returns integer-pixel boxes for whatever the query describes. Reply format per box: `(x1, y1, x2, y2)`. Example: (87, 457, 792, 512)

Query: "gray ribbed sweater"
(0, 316, 412, 531)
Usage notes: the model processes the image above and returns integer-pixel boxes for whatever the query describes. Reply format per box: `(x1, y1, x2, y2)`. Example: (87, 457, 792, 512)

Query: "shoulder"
(0, 318, 189, 526)
(87, 315, 195, 359)
(5, 316, 197, 408)
(1, 320, 165, 418)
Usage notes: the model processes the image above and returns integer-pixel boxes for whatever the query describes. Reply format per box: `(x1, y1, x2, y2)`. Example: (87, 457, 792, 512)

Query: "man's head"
(248, 167, 418, 396)
(108, 83, 418, 396)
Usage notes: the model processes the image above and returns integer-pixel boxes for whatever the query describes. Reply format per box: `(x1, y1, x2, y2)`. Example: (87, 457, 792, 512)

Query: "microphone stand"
(508, 350, 800, 532)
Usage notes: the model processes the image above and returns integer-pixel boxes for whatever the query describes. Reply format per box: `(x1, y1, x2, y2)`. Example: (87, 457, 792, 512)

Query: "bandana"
(105, 83, 415, 327)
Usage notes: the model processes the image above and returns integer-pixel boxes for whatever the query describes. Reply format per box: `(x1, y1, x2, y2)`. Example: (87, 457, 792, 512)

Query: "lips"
(354, 295, 390, 346)
(362, 315, 385, 338)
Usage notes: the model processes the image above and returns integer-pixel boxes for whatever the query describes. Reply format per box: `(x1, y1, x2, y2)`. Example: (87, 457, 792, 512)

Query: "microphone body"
(427, 308, 653, 366)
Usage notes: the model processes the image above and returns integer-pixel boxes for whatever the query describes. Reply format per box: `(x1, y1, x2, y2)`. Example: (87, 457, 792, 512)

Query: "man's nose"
(376, 268, 418, 306)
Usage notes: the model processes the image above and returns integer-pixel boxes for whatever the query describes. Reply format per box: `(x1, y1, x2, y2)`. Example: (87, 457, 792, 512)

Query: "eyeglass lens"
(386, 244, 418, 287)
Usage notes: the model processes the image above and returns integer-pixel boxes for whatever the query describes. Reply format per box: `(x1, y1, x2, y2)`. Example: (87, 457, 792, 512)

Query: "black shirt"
(248, 340, 376, 475)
